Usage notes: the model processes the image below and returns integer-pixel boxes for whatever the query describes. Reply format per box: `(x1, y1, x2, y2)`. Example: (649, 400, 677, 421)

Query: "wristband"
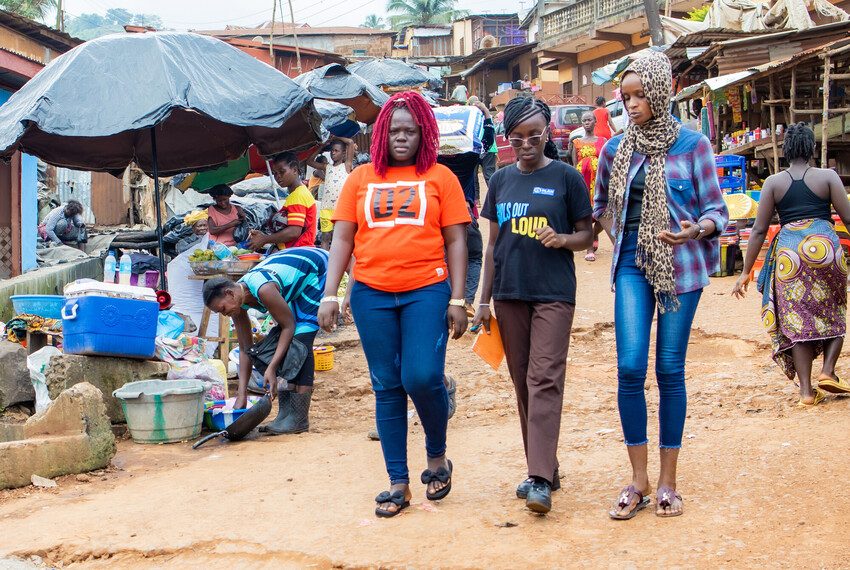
(321, 296, 340, 305)
(449, 299, 466, 307)
(693, 222, 706, 240)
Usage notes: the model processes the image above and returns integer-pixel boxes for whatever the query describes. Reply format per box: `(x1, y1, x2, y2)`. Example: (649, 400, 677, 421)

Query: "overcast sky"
(62, 0, 530, 30)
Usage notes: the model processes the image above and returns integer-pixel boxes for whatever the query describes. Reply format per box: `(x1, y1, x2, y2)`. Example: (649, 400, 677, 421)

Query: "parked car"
(495, 103, 595, 167)
(568, 99, 627, 146)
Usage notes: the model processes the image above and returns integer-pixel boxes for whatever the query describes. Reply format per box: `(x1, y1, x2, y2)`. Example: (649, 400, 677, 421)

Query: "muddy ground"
(2, 237, 850, 569)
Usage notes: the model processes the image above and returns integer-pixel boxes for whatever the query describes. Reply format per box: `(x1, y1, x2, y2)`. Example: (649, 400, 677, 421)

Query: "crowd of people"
(198, 49, 850, 521)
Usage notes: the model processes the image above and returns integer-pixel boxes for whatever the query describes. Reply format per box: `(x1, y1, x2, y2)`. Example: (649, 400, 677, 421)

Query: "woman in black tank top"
(733, 123, 850, 406)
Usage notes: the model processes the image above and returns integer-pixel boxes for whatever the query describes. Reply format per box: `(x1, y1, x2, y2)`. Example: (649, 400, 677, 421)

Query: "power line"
(303, 0, 384, 26)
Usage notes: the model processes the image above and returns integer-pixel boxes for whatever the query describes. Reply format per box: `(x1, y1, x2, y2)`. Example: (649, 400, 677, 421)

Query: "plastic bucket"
(313, 345, 335, 371)
(10, 295, 64, 319)
(113, 379, 208, 444)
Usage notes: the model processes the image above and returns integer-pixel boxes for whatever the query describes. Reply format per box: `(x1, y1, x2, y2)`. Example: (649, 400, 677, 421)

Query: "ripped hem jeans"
(350, 280, 451, 485)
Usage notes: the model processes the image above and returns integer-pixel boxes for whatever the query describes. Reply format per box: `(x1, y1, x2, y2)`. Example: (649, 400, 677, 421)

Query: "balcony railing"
(541, 0, 643, 42)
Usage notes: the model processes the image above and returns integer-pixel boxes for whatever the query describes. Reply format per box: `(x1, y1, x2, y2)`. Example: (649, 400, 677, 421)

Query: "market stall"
(676, 36, 850, 176)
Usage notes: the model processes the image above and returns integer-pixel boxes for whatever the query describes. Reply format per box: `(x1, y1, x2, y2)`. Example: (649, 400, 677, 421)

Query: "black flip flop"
(422, 459, 453, 501)
(374, 490, 410, 518)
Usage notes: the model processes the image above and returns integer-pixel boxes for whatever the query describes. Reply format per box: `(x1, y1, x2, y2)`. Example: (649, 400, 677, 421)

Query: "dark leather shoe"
(526, 480, 552, 514)
(516, 470, 560, 499)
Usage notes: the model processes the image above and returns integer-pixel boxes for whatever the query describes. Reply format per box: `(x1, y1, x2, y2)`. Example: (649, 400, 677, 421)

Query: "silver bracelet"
(321, 296, 340, 305)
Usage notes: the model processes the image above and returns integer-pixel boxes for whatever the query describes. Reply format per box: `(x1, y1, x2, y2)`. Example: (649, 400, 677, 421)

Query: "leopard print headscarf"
(607, 52, 681, 312)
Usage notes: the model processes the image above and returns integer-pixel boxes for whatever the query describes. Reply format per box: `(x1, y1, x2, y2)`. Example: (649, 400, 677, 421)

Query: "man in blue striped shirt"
(203, 247, 329, 434)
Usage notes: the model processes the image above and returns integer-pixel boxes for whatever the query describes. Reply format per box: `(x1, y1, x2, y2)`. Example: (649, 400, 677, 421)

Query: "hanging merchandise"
(742, 85, 749, 112)
(726, 88, 743, 124)
(701, 106, 711, 138)
(707, 100, 717, 140)
(750, 82, 758, 106)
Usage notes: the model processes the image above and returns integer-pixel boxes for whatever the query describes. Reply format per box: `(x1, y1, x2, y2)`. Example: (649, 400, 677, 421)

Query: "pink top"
(207, 205, 239, 246)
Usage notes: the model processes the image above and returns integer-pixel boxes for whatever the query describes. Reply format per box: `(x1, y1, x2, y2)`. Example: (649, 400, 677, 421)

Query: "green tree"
(0, 0, 57, 22)
(385, 0, 467, 29)
(362, 14, 385, 29)
(66, 10, 163, 40)
(685, 4, 710, 22)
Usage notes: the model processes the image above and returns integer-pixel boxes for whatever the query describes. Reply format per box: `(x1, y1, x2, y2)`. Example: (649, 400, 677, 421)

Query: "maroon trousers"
(495, 300, 575, 483)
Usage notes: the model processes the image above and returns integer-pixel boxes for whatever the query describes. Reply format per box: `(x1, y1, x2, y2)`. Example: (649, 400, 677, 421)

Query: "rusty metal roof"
(0, 10, 81, 52)
(196, 24, 396, 37)
(676, 36, 850, 100)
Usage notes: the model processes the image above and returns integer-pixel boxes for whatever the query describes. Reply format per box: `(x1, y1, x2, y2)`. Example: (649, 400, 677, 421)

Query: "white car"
(568, 99, 627, 143)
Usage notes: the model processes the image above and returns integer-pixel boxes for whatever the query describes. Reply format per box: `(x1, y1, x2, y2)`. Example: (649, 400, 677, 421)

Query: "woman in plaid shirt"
(594, 53, 728, 520)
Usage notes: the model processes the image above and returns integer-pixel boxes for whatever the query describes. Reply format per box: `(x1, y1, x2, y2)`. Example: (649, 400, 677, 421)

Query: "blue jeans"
(614, 232, 702, 449)
(350, 280, 451, 485)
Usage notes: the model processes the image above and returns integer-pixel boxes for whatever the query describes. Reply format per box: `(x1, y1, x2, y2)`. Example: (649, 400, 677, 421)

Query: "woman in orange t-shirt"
(319, 92, 470, 518)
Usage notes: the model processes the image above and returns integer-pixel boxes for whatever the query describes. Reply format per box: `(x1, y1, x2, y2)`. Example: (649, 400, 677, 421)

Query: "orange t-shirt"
(333, 163, 471, 293)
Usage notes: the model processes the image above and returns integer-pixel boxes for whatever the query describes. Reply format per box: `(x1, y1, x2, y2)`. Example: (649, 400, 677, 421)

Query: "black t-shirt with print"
(481, 160, 592, 303)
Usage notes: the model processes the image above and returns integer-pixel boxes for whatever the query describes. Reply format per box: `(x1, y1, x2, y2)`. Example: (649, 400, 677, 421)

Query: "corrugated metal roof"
(197, 24, 396, 37)
(0, 10, 81, 52)
(670, 28, 775, 48)
(676, 37, 850, 101)
(685, 46, 709, 59)
(453, 42, 537, 68)
(412, 27, 452, 37)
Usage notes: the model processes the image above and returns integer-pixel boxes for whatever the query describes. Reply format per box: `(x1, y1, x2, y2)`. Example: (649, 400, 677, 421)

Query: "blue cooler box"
(62, 296, 159, 358)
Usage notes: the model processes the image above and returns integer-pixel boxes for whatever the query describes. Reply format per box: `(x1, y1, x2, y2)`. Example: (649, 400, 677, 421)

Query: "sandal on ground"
(817, 375, 850, 395)
(585, 252, 597, 262)
(797, 387, 827, 407)
(422, 459, 453, 501)
(609, 485, 650, 520)
(655, 486, 684, 518)
(374, 490, 410, 518)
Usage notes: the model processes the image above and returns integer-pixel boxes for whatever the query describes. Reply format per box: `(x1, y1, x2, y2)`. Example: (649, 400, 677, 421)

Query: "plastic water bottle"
(103, 252, 117, 284)
(118, 253, 132, 285)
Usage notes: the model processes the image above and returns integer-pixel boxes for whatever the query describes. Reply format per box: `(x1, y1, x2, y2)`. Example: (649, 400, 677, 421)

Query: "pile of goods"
(189, 246, 262, 275)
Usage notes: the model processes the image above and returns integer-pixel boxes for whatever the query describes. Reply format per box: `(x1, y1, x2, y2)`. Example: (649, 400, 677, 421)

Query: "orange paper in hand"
(472, 317, 504, 370)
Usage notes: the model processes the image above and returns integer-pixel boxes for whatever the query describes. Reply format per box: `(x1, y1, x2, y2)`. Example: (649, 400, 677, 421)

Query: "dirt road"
(2, 240, 850, 569)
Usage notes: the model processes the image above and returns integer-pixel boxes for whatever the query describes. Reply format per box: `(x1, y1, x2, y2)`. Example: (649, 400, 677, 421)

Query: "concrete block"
(0, 341, 32, 410)
(44, 354, 169, 423)
(0, 382, 115, 490)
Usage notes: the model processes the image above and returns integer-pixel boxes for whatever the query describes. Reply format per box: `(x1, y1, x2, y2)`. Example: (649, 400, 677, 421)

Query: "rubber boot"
(275, 389, 312, 434)
(260, 390, 292, 434)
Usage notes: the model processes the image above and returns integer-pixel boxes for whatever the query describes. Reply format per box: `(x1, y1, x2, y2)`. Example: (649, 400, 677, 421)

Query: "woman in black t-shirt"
(473, 97, 593, 514)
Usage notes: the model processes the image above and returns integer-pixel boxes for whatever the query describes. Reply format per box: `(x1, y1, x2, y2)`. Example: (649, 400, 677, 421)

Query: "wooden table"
(26, 330, 61, 355)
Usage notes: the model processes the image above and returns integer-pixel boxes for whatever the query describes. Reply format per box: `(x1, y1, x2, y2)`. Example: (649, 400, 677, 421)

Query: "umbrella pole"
(265, 159, 282, 208)
(150, 127, 168, 291)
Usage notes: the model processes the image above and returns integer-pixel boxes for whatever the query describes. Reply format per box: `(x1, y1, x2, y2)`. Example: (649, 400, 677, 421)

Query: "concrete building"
(196, 24, 396, 59)
(452, 14, 526, 56)
(448, 43, 538, 104)
(531, 0, 703, 100)
(392, 25, 454, 66)
(0, 11, 81, 277)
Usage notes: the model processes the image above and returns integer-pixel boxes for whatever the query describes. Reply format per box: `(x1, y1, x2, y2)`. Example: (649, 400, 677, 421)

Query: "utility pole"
(643, 0, 665, 46)
(282, 0, 302, 74)
(269, 0, 277, 69)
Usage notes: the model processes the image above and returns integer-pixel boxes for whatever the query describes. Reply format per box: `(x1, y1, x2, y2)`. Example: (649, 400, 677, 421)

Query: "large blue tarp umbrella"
(348, 58, 441, 89)
(0, 31, 322, 289)
(295, 63, 389, 124)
